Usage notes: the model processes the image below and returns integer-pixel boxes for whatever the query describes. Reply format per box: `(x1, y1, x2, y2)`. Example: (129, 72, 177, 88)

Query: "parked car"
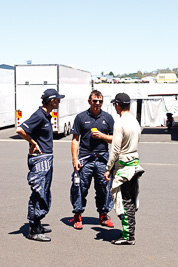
(100, 76, 107, 83)
(141, 76, 156, 83)
(91, 76, 101, 84)
(113, 78, 121, 84)
(107, 77, 114, 83)
(120, 77, 141, 83)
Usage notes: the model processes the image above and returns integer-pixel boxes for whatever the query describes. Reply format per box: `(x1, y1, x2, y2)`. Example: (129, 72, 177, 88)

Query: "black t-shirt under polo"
(71, 109, 114, 157)
(20, 107, 53, 153)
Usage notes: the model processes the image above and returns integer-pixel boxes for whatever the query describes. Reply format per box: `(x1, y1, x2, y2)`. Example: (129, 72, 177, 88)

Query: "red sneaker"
(99, 213, 114, 228)
(73, 214, 83, 230)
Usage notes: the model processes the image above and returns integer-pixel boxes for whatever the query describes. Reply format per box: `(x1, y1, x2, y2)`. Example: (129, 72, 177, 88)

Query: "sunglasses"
(92, 99, 103, 104)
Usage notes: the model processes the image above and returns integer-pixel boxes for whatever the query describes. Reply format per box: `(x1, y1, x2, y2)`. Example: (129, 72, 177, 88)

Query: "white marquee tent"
(94, 83, 178, 127)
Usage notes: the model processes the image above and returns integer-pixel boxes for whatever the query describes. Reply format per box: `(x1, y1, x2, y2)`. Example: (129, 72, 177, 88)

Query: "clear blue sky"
(1, 0, 178, 76)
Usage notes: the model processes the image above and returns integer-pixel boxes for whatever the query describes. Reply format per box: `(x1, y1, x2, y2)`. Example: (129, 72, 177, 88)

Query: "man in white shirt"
(104, 93, 144, 245)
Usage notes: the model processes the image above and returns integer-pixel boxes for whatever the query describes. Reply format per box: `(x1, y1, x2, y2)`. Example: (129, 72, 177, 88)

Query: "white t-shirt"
(106, 112, 141, 171)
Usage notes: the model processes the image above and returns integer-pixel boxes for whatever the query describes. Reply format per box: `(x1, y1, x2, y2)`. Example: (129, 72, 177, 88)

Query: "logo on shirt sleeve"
(23, 123, 29, 128)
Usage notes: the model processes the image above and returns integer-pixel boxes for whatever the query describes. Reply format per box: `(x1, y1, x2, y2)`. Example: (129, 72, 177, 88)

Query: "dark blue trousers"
(27, 154, 53, 224)
(71, 154, 113, 214)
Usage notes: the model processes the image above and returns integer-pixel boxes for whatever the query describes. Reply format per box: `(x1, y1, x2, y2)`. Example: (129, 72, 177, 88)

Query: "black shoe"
(40, 225, 52, 234)
(111, 237, 135, 245)
(28, 223, 51, 241)
(28, 233, 51, 242)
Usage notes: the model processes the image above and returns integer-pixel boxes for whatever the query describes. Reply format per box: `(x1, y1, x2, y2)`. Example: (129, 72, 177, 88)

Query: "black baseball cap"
(111, 93, 130, 106)
(41, 88, 65, 101)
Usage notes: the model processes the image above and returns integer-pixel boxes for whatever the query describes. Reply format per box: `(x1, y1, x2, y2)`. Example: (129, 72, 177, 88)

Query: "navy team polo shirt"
(72, 109, 114, 157)
(20, 107, 53, 154)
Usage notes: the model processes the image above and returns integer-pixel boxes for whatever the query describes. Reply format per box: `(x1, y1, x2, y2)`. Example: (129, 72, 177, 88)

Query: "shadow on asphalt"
(8, 223, 51, 238)
(141, 126, 178, 141)
(91, 227, 122, 242)
(61, 216, 100, 227)
(61, 217, 122, 242)
(0, 125, 15, 130)
(8, 223, 29, 238)
(10, 135, 22, 139)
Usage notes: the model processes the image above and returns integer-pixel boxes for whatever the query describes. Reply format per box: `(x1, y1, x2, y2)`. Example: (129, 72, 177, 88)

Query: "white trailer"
(156, 73, 177, 83)
(0, 68, 15, 128)
(15, 64, 91, 136)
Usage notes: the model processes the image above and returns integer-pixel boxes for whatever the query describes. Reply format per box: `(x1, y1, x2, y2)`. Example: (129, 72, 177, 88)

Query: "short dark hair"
(89, 89, 103, 100)
(119, 104, 130, 111)
(42, 98, 51, 105)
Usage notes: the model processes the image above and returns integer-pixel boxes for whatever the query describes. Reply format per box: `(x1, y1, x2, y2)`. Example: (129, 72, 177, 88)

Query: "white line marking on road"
(0, 139, 25, 142)
(54, 140, 72, 143)
(140, 142, 178, 144)
(0, 139, 72, 143)
(141, 163, 178, 166)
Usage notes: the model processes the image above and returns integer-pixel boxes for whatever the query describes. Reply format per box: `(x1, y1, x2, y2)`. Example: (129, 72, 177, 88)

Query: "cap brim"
(110, 99, 115, 103)
(57, 94, 65, 99)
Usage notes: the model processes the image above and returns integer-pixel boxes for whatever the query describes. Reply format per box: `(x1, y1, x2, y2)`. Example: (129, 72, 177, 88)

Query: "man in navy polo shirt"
(70, 89, 114, 229)
(16, 89, 65, 242)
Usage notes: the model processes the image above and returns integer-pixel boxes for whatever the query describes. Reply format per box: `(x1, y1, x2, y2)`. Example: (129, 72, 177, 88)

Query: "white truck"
(15, 64, 91, 136)
(0, 67, 15, 128)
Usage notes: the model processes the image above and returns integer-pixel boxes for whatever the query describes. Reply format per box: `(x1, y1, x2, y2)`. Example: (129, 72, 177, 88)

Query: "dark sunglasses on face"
(92, 99, 103, 104)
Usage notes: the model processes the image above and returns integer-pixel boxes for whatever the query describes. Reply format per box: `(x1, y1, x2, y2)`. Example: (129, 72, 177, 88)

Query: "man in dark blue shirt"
(16, 88, 65, 242)
(71, 89, 114, 229)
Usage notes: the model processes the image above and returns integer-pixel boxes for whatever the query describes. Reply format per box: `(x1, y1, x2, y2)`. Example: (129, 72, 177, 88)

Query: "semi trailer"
(15, 64, 91, 136)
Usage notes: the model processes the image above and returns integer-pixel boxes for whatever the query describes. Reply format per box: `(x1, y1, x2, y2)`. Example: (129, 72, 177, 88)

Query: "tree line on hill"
(103, 68, 178, 79)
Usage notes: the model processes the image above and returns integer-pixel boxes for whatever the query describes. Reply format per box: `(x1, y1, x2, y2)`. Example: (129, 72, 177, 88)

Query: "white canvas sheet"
(141, 99, 165, 127)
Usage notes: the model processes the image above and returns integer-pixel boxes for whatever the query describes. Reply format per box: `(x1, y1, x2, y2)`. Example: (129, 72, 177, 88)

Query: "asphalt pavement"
(0, 126, 178, 267)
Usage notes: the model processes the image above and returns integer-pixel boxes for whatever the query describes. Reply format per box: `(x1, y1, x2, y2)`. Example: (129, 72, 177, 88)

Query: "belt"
(118, 159, 139, 166)
(28, 153, 53, 158)
(79, 152, 104, 161)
